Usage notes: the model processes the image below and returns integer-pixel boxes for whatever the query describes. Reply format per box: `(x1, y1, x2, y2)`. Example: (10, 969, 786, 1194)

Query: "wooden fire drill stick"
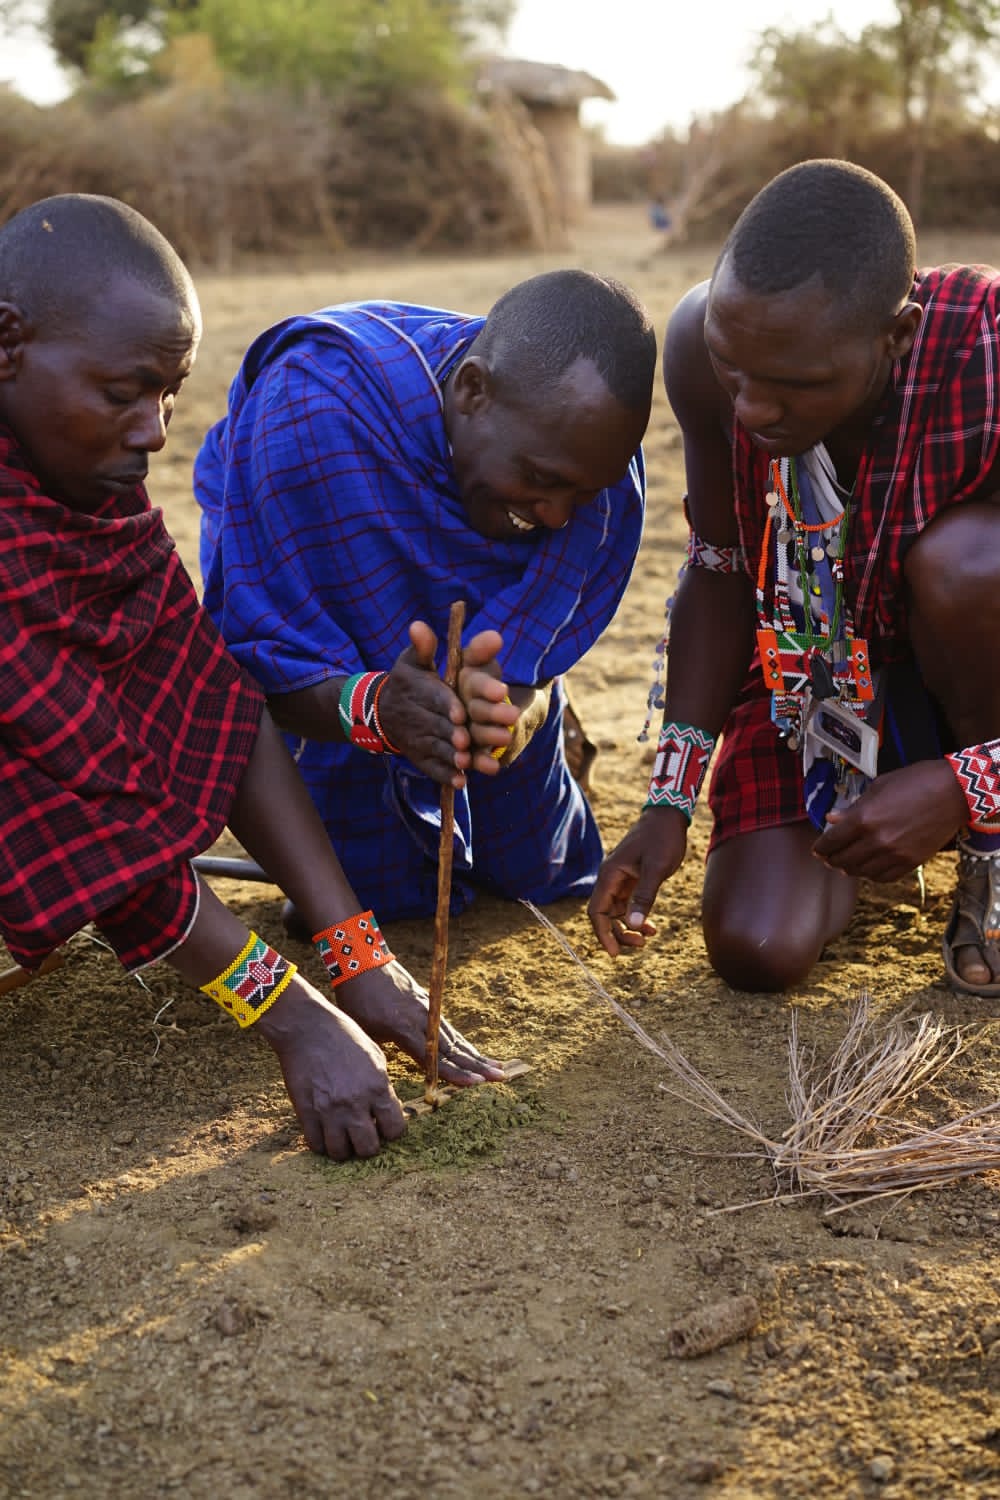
(424, 599, 466, 1102)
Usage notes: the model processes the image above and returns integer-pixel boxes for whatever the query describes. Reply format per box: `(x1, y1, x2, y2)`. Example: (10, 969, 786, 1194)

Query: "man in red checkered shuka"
(589, 159, 1000, 1000)
(0, 194, 502, 1158)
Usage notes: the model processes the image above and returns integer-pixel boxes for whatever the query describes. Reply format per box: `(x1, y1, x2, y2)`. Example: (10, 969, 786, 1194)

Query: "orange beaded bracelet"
(312, 911, 394, 987)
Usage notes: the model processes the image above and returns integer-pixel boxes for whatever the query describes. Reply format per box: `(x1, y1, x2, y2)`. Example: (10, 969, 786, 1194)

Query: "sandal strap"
(956, 837, 1000, 941)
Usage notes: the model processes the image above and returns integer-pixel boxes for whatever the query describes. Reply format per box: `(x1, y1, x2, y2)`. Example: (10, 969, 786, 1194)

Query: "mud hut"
(478, 58, 615, 229)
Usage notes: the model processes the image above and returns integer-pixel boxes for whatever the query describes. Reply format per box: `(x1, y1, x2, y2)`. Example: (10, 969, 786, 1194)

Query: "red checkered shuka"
(733, 266, 1000, 663)
(0, 426, 265, 971)
(712, 265, 1000, 848)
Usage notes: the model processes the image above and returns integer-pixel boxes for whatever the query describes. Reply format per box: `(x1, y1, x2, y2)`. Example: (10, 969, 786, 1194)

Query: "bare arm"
(267, 621, 519, 787)
(660, 280, 756, 731)
(589, 281, 755, 955)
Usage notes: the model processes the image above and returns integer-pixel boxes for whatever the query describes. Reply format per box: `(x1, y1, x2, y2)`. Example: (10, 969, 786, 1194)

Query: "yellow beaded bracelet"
(201, 931, 297, 1028)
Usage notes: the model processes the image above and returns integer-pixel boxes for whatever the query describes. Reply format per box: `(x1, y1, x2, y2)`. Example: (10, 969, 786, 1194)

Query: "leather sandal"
(942, 837, 1000, 997)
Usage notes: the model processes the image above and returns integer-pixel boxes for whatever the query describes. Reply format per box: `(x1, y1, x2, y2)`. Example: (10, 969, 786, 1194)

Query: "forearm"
(267, 678, 347, 741)
(660, 569, 755, 735)
(227, 709, 361, 929)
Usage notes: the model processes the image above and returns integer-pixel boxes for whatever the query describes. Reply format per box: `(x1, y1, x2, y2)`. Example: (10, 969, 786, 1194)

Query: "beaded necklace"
(756, 455, 873, 749)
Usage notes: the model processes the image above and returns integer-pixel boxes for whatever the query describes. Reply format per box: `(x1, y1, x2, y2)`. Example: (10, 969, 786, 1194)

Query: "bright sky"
(5, 1, 900, 140)
(507, 0, 898, 142)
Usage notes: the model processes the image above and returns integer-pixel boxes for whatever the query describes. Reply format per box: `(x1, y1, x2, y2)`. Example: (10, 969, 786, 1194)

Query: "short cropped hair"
(715, 159, 916, 330)
(0, 193, 196, 334)
(472, 268, 656, 414)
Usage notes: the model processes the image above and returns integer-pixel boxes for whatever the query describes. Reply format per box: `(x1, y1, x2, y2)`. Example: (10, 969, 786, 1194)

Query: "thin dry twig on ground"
(522, 901, 1000, 1213)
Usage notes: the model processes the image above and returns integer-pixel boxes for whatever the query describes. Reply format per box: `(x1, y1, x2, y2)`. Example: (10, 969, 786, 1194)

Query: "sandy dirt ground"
(2, 205, 998, 1500)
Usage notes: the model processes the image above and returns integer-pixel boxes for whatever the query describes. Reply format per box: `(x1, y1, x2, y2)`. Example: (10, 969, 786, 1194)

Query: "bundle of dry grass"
(524, 901, 1000, 1214)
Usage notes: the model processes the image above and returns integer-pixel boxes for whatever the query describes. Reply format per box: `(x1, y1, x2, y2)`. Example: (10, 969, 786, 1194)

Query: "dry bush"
(0, 79, 560, 265)
(595, 112, 1000, 240)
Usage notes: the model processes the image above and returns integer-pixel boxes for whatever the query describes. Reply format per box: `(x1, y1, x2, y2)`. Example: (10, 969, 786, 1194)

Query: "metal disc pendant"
(811, 545, 826, 562)
(765, 490, 781, 510)
(826, 539, 840, 557)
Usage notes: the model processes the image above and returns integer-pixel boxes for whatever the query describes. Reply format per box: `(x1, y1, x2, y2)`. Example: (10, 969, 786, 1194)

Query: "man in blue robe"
(195, 270, 655, 926)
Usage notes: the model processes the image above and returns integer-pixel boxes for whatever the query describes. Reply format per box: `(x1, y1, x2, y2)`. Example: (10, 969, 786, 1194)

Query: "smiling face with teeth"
(444, 353, 647, 544)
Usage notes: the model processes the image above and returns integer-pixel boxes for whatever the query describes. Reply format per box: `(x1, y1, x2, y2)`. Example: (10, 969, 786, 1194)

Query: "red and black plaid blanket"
(734, 264, 1000, 658)
(712, 264, 1000, 846)
(0, 427, 264, 971)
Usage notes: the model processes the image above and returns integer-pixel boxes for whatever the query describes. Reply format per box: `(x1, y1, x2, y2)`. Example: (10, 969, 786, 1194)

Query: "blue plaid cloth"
(195, 301, 646, 917)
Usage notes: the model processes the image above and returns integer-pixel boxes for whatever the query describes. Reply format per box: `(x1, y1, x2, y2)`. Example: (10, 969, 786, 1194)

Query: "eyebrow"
(101, 364, 189, 388)
(704, 335, 835, 385)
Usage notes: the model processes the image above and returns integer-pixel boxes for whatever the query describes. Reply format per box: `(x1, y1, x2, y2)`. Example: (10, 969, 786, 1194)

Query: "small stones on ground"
(705, 1379, 736, 1398)
(869, 1455, 896, 1482)
(681, 1456, 725, 1483)
(213, 1299, 251, 1337)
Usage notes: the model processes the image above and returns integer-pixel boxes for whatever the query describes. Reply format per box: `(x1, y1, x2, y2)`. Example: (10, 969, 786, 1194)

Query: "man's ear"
(449, 355, 493, 416)
(0, 302, 31, 383)
(886, 301, 922, 362)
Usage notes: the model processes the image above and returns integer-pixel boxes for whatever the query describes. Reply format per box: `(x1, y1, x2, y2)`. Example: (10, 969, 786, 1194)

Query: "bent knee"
(704, 912, 823, 993)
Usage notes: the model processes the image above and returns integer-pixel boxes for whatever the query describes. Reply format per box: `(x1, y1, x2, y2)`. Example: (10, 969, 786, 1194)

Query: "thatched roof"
(479, 57, 615, 108)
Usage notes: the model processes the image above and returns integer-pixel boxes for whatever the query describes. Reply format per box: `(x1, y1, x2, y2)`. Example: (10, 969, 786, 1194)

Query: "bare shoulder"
(662, 280, 727, 433)
(661, 280, 738, 537)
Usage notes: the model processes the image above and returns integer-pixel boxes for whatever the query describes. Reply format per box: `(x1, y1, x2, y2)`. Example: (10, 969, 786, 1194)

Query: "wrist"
(944, 742, 1000, 830)
(338, 671, 401, 754)
(644, 720, 716, 823)
(312, 911, 395, 987)
(200, 932, 297, 1029)
(254, 977, 310, 1041)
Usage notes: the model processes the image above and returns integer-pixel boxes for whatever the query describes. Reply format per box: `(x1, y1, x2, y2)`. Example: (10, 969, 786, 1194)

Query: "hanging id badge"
(802, 695, 879, 779)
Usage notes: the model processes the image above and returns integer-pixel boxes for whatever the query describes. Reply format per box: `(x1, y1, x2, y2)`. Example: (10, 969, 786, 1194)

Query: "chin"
(462, 491, 507, 541)
(751, 433, 814, 459)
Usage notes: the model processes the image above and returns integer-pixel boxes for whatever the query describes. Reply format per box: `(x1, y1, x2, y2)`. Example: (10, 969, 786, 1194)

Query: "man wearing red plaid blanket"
(0, 193, 502, 1157)
(590, 159, 1000, 998)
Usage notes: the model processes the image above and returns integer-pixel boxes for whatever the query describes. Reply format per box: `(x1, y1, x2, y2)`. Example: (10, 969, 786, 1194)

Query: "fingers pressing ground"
(345, 1117, 383, 1160)
(375, 1096, 407, 1142)
(298, 1109, 327, 1155)
(319, 1119, 353, 1162)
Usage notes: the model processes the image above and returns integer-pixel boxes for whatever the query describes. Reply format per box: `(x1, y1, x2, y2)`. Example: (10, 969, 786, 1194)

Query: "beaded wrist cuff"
(644, 720, 716, 823)
(338, 671, 400, 754)
(201, 932, 296, 1028)
(945, 743, 1000, 830)
(685, 531, 747, 573)
(312, 911, 394, 988)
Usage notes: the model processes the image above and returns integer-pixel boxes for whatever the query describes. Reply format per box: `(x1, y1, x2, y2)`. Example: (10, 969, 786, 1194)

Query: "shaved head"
(470, 268, 656, 415)
(715, 159, 916, 333)
(0, 194, 199, 336)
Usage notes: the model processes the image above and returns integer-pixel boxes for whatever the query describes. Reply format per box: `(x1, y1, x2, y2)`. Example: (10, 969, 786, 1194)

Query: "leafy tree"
(46, 0, 162, 70)
(751, 1, 1000, 220)
(750, 17, 896, 157)
(169, 0, 460, 97)
(35, 0, 511, 92)
(876, 0, 1000, 212)
(885, 0, 1000, 127)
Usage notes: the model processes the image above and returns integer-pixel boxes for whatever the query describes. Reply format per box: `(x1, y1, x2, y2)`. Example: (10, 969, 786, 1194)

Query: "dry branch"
(424, 600, 466, 1101)
(666, 1294, 761, 1358)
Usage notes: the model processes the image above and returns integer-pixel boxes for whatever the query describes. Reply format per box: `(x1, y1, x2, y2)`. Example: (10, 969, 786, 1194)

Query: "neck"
(821, 432, 864, 491)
